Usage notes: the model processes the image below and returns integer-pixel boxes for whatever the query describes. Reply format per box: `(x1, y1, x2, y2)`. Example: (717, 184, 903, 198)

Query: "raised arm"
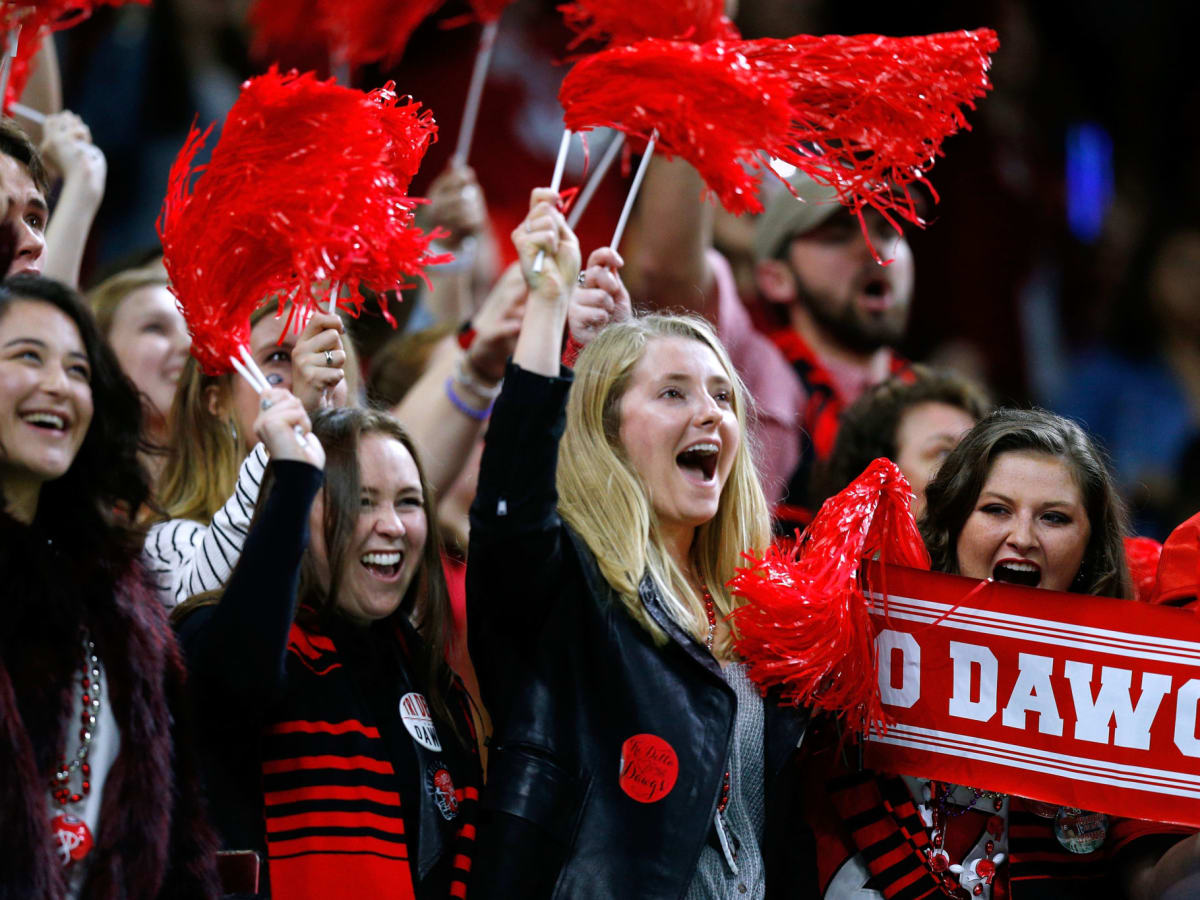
(622, 155, 716, 318)
(467, 187, 579, 720)
(513, 187, 579, 373)
(176, 388, 323, 715)
(40, 111, 105, 288)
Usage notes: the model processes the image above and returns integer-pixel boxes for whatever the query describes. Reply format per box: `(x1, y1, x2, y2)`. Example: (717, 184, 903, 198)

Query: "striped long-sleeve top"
(143, 443, 270, 607)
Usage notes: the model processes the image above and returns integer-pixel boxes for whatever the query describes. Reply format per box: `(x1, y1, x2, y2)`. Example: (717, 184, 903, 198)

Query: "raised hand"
(254, 388, 324, 469)
(291, 310, 348, 412)
(569, 247, 631, 346)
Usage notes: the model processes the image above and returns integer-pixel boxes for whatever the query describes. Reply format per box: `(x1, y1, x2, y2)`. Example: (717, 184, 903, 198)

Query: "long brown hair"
(920, 408, 1131, 599)
(296, 407, 462, 746)
(155, 304, 363, 524)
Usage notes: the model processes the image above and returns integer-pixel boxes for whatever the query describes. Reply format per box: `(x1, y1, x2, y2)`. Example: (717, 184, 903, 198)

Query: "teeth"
(1000, 562, 1038, 572)
(362, 552, 401, 566)
(683, 443, 719, 456)
(22, 412, 65, 429)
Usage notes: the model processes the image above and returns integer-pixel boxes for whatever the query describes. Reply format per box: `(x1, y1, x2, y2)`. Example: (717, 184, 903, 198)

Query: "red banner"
(862, 563, 1200, 828)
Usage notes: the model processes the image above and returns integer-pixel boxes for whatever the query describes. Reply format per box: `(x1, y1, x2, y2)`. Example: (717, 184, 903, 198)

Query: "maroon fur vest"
(0, 514, 220, 899)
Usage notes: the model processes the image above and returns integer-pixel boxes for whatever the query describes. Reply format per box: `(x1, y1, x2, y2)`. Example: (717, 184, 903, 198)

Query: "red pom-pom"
(729, 458, 931, 735)
(740, 29, 1000, 230)
(1125, 536, 1163, 605)
(558, 0, 737, 49)
(2, 0, 151, 110)
(320, 0, 447, 70)
(157, 68, 448, 375)
(560, 39, 796, 214)
(560, 28, 997, 222)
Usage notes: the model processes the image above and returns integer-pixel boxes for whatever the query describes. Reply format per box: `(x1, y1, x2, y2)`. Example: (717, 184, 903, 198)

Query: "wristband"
(455, 353, 503, 399)
(445, 377, 493, 421)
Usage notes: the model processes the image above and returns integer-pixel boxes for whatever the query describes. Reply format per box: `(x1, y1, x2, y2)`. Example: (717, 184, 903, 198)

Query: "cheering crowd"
(3, 5, 1200, 900)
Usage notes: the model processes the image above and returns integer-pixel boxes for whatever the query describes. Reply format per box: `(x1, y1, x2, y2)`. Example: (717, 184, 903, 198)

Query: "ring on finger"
(324, 349, 334, 367)
(261, 397, 274, 411)
(577, 271, 587, 286)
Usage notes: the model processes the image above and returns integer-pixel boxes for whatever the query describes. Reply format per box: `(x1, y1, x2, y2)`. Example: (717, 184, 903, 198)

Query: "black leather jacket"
(468, 364, 817, 899)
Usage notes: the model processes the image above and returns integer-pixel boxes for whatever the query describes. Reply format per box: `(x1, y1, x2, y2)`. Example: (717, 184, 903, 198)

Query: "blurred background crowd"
(42, 0, 1200, 540)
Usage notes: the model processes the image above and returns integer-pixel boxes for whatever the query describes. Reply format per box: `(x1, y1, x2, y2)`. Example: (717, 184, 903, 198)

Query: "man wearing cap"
(625, 157, 914, 525)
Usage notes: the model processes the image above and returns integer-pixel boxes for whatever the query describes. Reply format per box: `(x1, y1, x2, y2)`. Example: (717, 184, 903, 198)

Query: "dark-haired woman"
(812, 409, 1196, 899)
(175, 400, 480, 899)
(0, 274, 218, 898)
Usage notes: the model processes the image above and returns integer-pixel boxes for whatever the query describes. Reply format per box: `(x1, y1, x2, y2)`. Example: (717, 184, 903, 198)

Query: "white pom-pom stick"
(532, 128, 573, 274)
(0, 25, 21, 113)
(9, 101, 44, 124)
(452, 19, 500, 167)
(609, 130, 657, 252)
(567, 131, 624, 229)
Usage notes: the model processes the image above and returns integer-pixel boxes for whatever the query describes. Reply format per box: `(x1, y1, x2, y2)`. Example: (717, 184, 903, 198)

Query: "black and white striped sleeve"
(142, 443, 271, 607)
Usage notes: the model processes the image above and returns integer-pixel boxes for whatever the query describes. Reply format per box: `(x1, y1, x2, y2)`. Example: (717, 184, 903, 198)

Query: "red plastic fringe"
(1125, 536, 1163, 605)
(157, 68, 448, 375)
(320, 0, 446, 70)
(739, 29, 999, 231)
(560, 39, 796, 214)
(560, 29, 997, 221)
(2, 0, 150, 110)
(558, 0, 736, 48)
(730, 458, 931, 736)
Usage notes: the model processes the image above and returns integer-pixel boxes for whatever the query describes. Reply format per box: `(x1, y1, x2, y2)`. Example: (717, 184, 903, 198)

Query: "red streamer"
(559, 29, 997, 221)
(558, 0, 736, 48)
(157, 68, 447, 375)
(730, 458, 930, 736)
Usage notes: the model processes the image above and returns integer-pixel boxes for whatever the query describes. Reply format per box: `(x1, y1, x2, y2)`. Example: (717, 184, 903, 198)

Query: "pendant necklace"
(49, 631, 101, 867)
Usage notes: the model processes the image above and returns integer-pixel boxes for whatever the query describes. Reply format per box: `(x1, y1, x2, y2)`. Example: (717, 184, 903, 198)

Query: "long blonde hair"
(557, 314, 770, 651)
(155, 303, 362, 524)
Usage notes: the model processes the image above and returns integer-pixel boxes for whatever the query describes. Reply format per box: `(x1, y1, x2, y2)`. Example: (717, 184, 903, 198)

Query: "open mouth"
(21, 411, 68, 432)
(676, 442, 719, 482)
(362, 551, 403, 581)
(859, 278, 892, 310)
(992, 560, 1040, 588)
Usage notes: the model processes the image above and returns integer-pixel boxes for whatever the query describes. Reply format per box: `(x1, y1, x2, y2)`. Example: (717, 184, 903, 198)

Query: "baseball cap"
(1152, 511, 1200, 606)
(753, 169, 844, 262)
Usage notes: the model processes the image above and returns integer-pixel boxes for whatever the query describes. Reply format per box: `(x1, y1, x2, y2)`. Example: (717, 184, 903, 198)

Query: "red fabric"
(1125, 536, 1163, 605)
(1153, 511, 1200, 607)
(247, 0, 332, 76)
(158, 68, 447, 374)
(322, 0, 447, 70)
(558, 0, 737, 49)
(731, 458, 930, 734)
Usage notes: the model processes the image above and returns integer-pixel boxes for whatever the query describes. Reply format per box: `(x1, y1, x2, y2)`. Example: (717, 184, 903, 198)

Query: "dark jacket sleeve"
(177, 460, 324, 720)
(467, 361, 574, 721)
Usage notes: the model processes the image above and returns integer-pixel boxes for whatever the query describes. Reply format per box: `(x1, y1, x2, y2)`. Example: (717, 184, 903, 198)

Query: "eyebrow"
(28, 196, 48, 214)
(979, 490, 1078, 509)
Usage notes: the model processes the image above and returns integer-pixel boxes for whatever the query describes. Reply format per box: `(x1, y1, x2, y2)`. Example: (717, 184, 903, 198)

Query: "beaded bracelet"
(445, 377, 493, 421)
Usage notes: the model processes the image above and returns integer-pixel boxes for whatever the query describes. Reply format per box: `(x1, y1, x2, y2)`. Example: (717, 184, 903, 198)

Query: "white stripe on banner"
(867, 723, 1200, 798)
(866, 592, 1200, 668)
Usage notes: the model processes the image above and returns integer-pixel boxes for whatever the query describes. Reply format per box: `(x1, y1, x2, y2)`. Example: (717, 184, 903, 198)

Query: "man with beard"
(624, 159, 915, 527)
